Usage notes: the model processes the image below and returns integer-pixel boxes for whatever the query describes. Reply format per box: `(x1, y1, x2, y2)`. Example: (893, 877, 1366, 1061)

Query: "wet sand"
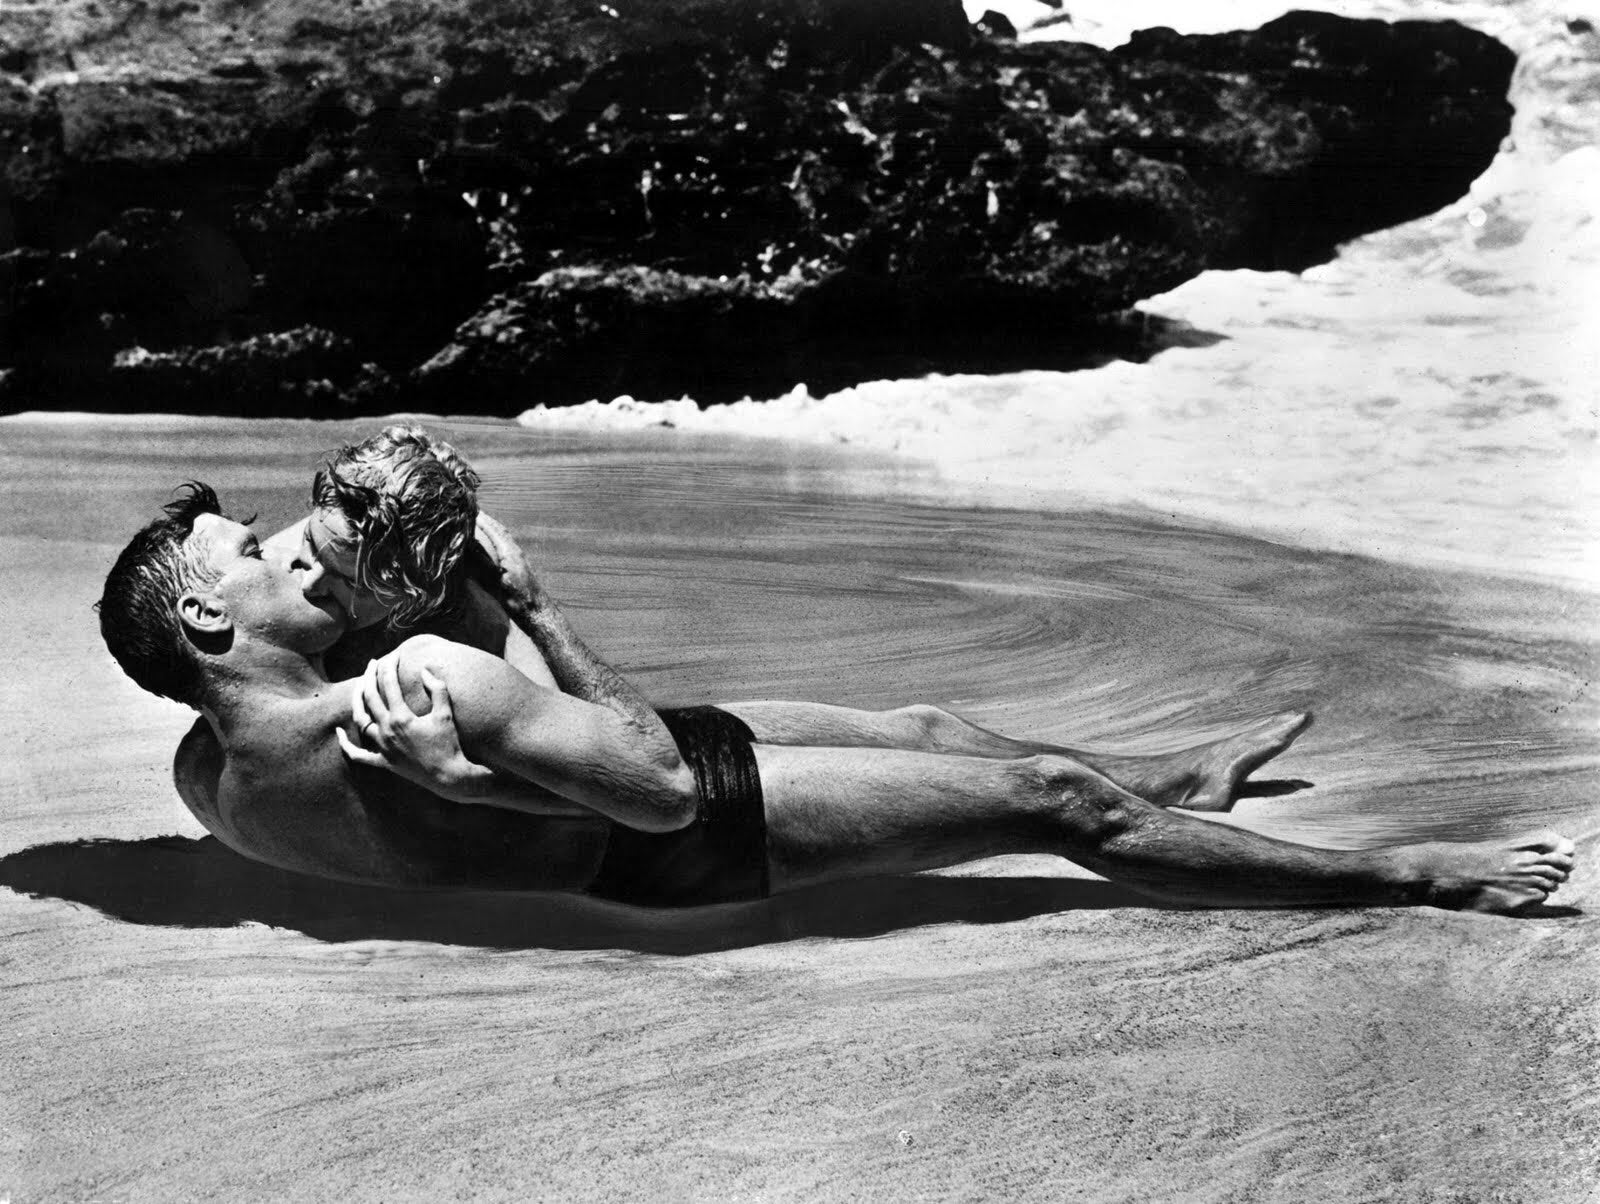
(1, 415, 1596, 1201)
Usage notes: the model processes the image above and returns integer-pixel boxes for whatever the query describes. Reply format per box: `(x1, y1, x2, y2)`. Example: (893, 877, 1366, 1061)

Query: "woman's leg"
(751, 743, 1575, 913)
(722, 700, 1310, 812)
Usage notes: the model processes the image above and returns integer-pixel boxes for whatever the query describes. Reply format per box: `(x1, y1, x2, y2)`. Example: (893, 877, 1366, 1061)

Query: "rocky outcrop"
(0, 1, 1515, 415)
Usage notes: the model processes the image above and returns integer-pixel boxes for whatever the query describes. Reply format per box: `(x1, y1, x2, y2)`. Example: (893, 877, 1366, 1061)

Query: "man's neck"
(198, 640, 333, 739)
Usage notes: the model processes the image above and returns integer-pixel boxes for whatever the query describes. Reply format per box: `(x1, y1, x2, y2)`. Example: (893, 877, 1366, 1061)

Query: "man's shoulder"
(389, 631, 503, 683)
(181, 697, 380, 877)
(170, 710, 346, 868)
(224, 693, 361, 803)
(171, 694, 609, 891)
(174, 717, 226, 833)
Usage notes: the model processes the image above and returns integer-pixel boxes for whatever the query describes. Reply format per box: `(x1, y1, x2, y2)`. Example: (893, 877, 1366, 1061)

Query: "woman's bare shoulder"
(457, 579, 558, 687)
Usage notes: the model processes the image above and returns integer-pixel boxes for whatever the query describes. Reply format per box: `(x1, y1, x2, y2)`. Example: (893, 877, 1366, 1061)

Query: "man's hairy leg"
(724, 701, 1310, 812)
(751, 744, 1575, 913)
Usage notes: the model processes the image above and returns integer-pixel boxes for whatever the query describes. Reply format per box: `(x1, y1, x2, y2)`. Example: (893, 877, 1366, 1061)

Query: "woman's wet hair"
(312, 425, 481, 631)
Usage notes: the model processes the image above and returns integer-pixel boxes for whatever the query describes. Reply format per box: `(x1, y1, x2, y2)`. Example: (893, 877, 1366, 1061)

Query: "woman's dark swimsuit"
(585, 706, 770, 907)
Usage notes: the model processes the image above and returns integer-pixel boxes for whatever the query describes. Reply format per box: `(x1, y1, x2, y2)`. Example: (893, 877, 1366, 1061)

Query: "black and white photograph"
(2, 0, 1596, 1198)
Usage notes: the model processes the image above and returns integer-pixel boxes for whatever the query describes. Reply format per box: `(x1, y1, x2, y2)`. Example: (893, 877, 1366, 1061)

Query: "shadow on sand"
(0, 837, 1148, 955)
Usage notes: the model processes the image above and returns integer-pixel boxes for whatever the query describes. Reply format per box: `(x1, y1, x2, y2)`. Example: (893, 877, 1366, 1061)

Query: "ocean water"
(518, 0, 1600, 590)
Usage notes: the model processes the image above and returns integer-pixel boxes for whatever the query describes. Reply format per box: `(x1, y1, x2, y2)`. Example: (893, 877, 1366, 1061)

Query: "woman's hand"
(472, 512, 547, 620)
(337, 653, 499, 804)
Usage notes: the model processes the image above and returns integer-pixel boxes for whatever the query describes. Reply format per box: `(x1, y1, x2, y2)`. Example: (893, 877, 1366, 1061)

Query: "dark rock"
(415, 264, 1223, 412)
(0, 0, 1515, 415)
(5, 209, 253, 405)
(103, 326, 394, 416)
(975, 11, 1018, 40)
(237, 198, 489, 370)
(414, 267, 803, 410)
(1115, 12, 1518, 268)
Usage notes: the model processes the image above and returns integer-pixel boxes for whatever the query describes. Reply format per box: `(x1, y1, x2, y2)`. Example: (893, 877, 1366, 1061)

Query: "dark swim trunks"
(585, 705, 770, 907)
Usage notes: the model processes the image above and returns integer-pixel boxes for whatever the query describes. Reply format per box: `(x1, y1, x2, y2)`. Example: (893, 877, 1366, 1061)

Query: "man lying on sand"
(95, 428, 1576, 912)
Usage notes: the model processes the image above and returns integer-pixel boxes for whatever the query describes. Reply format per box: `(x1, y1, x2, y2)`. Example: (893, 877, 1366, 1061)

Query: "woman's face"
(296, 507, 393, 630)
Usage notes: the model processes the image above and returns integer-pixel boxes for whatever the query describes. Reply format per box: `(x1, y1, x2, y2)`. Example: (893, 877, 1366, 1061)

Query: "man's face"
(294, 507, 392, 630)
(190, 514, 347, 652)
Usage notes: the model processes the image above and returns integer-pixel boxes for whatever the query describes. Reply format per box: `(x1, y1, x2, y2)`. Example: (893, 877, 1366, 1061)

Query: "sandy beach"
(1, 414, 1596, 1201)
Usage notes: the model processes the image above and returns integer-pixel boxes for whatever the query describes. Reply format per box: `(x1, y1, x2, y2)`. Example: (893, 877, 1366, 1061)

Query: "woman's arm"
(346, 635, 697, 832)
(454, 576, 560, 689)
(339, 663, 594, 816)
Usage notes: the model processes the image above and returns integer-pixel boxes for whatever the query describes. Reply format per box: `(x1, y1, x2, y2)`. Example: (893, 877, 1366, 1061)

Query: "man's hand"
(339, 656, 498, 804)
(472, 512, 546, 620)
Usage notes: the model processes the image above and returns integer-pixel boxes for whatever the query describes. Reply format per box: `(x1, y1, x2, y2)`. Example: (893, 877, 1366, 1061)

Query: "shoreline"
(7, 407, 1596, 600)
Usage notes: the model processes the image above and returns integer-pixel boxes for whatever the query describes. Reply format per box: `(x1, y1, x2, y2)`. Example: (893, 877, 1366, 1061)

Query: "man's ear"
(178, 590, 231, 639)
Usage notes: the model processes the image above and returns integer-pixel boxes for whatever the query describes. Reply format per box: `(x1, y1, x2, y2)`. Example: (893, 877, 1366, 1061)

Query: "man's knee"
(896, 703, 965, 741)
(1010, 753, 1148, 842)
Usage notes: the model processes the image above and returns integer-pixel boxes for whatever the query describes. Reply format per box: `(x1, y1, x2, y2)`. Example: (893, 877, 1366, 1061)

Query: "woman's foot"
(1123, 711, 1313, 811)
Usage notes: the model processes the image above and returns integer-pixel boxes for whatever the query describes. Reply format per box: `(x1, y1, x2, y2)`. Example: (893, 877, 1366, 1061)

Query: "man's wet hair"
(97, 483, 226, 707)
(312, 424, 480, 631)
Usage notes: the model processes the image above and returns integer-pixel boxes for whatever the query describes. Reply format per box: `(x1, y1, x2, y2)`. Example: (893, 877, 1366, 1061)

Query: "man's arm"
(365, 634, 697, 833)
(342, 660, 593, 816)
(472, 514, 665, 732)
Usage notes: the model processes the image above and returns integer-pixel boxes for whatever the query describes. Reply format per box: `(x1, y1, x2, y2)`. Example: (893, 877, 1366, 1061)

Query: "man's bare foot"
(1389, 830, 1577, 914)
(1158, 712, 1313, 812)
